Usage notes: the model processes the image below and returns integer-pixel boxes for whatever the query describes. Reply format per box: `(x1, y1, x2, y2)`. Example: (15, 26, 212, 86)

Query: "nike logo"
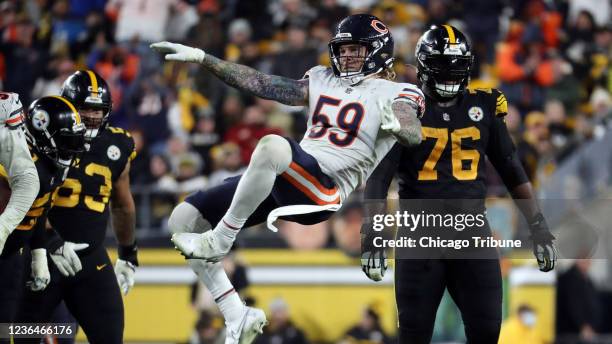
(96, 264, 107, 271)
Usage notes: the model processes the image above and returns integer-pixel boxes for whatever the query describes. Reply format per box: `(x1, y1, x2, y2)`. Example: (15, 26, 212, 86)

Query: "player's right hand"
(27, 248, 50, 291)
(361, 249, 388, 282)
(0, 225, 11, 256)
(50, 241, 89, 277)
(150, 41, 206, 63)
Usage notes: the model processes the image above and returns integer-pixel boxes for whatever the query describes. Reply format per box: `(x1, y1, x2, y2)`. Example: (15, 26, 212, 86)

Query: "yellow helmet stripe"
(443, 24, 456, 44)
(49, 95, 82, 124)
(85, 70, 99, 99)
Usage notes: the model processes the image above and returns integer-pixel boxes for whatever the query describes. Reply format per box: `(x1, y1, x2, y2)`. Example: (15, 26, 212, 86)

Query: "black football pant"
(0, 250, 25, 344)
(395, 258, 502, 344)
(15, 246, 124, 344)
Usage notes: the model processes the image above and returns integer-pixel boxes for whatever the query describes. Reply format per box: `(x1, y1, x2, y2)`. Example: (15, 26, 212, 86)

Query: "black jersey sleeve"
(364, 143, 402, 200)
(486, 104, 529, 190)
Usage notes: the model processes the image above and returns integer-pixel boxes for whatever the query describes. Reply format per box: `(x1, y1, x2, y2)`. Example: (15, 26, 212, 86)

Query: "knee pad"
(167, 202, 212, 235)
(251, 134, 292, 173)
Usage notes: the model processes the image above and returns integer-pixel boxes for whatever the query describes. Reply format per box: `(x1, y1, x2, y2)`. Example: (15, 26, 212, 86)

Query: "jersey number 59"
(308, 95, 364, 147)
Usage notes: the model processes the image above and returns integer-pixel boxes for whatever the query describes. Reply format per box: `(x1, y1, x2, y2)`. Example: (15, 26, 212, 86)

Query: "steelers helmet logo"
(32, 110, 50, 130)
(107, 145, 121, 161)
(468, 106, 484, 122)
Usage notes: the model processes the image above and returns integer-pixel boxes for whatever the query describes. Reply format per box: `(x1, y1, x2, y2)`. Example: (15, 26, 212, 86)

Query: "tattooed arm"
(150, 41, 309, 106)
(379, 99, 422, 147)
(391, 101, 422, 146)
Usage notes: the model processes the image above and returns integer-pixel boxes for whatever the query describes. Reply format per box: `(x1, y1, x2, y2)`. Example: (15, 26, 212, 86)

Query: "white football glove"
(50, 242, 89, 277)
(114, 259, 136, 295)
(361, 249, 388, 282)
(0, 225, 11, 256)
(378, 99, 401, 134)
(27, 248, 50, 291)
(150, 41, 206, 63)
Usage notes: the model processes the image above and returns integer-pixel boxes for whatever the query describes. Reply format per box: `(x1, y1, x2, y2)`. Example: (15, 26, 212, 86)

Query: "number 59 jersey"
(48, 127, 135, 249)
(299, 66, 424, 201)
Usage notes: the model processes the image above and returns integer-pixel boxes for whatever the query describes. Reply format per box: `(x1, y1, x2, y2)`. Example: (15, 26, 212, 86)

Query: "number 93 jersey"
(300, 66, 424, 201)
(48, 127, 135, 249)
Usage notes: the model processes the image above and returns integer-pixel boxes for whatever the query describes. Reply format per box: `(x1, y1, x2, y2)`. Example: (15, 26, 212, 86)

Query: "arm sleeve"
(486, 114, 529, 190)
(361, 144, 402, 252)
(0, 126, 39, 233)
(364, 143, 402, 200)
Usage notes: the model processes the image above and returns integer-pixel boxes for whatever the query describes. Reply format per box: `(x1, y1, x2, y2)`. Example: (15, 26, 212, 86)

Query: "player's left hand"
(361, 249, 388, 282)
(50, 241, 89, 277)
(150, 41, 206, 63)
(115, 259, 136, 295)
(529, 213, 557, 272)
(27, 248, 50, 291)
(378, 99, 401, 134)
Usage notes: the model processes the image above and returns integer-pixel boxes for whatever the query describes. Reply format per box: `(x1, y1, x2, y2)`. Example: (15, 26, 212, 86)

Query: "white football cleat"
(171, 232, 229, 261)
(225, 307, 267, 344)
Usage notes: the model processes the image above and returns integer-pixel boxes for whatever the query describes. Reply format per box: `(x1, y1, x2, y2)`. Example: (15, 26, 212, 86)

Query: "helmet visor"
(420, 54, 472, 80)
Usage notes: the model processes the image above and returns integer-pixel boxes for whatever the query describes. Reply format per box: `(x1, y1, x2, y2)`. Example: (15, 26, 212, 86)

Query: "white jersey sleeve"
(0, 92, 39, 236)
(299, 66, 423, 201)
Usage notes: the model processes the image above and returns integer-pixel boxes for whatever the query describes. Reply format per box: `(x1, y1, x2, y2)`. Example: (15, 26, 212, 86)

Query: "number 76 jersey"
(299, 66, 424, 202)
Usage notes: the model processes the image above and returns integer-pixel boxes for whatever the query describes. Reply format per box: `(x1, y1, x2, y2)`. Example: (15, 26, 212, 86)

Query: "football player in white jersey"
(151, 14, 424, 343)
(0, 92, 39, 255)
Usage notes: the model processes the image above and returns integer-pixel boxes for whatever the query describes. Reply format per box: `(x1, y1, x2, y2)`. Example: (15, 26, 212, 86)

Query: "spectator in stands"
(564, 10, 597, 83)
(129, 74, 171, 152)
(272, 25, 319, 80)
(255, 298, 308, 344)
(271, 0, 317, 31)
(224, 105, 283, 165)
(149, 154, 177, 193)
(188, 310, 224, 344)
(191, 114, 221, 175)
(207, 143, 244, 188)
(331, 201, 363, 256)
(462, 0, 504, 69)
(499, 304, 545, 344)
(557, 259, 600, 342)
(517, 112, 550, 183)
(497, 22, 554, 112)
(545, 54, 581, 114)
(340, 307, 391, 344)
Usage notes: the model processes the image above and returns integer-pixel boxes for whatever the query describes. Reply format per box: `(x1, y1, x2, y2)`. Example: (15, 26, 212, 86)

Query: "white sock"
(213, 214, 246, 251)
(212, 136, 291, 248)
(189, 260, 245, 325)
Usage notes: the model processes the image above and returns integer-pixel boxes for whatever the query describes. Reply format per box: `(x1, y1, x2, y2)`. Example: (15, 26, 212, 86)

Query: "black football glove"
(529, 213, 557, 272)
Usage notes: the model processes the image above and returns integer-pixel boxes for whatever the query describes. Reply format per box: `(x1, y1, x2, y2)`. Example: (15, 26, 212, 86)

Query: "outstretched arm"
(150, 42, 309, 106)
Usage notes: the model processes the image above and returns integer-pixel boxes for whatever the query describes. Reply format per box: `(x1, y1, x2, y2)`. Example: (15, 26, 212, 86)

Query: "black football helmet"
(415, 25, 474, 102)
(329, 14, 394, 85)
(60, 70, 112, 141)
(25, 96, 86, 168)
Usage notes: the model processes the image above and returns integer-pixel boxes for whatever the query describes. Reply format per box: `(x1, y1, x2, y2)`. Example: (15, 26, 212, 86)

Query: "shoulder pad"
(107, 126, 132, 138)
(0, 92, 24, 128)
(106, 126, 136, 162)
(302, 65, 329, 79)
(492, 89, 508, 117)
(393, 84, 426, 118)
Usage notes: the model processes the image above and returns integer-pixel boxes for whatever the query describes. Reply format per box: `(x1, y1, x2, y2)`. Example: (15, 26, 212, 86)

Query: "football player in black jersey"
(0, 96, 86, 343)
(15, 71, 137, 344)
(360, 26, 557, 343)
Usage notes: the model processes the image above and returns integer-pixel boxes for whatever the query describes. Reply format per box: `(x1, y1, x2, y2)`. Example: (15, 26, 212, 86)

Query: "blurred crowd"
(0, 0, 610, 244)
